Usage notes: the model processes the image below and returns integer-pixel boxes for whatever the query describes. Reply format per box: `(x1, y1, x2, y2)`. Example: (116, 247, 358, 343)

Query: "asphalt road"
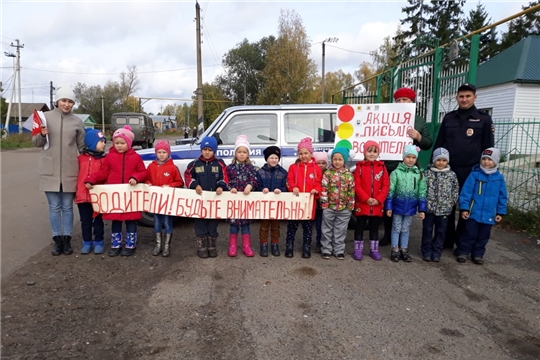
(1, 146, 539, 359)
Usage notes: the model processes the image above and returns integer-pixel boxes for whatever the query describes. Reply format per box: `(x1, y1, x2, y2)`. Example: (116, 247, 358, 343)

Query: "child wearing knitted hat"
(284, 137, 323, 258)
(226, 135, 259, 257)
(76, 129, 107, 255)
(257, 146, 288, 257)
(421, 147, 459, 262)
(352, 140, 389, 261)
(456, 147, 507, 264)
(320, 147, 355, 259)
(85, 125, 148, 257)
(384, 144, 427, 262)
(145, 140, 184, 257)
(312, 151, 329, 252)
(184, 136, 229, 258)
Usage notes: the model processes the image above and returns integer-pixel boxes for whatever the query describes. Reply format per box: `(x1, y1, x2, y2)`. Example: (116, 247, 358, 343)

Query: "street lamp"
(321, 37, 339, 104)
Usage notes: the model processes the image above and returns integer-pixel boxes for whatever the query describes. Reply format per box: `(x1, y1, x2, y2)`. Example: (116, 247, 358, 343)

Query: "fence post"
(467, 34, 480, 83)
(430, 46, 444, 141)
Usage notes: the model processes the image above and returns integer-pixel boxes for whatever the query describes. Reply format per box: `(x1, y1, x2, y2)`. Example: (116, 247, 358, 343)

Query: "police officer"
(434, 83, 495, 250)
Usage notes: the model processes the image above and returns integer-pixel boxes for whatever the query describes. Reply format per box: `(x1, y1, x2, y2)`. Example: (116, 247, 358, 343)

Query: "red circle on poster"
(338, 105, 355, 122)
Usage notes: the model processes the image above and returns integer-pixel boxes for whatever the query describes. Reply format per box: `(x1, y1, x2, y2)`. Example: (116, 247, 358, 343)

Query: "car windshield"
(193, 111, 226, 144)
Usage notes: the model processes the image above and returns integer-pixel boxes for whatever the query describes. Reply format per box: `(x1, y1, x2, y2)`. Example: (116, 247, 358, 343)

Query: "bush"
(0, 132, 33, 150)
(499, 206, 540, 239)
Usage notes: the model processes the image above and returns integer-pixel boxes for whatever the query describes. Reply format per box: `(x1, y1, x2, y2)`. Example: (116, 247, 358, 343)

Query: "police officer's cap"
(457, 83, 476, 94)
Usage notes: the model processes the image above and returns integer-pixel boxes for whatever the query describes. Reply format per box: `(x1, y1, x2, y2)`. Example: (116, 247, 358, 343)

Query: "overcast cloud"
(1, 0, 528, 115)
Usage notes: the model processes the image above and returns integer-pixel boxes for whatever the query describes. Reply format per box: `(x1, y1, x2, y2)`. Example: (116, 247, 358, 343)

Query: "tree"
(319, 69, 354, 104)
(191, 83, 230, 130)
(215, 36, 275, 106)
(395, 0, 430, 47)
(500, 1, 540, 52)
(464, 3, 499, 63)
(258, 9, 318, 104)
(118, 65, 140, 109)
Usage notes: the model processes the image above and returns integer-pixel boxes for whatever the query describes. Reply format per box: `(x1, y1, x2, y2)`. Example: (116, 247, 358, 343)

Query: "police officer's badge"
(466, 128, 474, 136)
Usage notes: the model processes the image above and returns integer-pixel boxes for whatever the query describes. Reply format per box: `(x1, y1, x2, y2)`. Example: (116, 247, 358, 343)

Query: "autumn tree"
(258, 9, 318, 104)
(215, 36, 275, 105)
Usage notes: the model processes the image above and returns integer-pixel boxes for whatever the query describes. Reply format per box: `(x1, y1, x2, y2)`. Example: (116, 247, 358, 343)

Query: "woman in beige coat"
(32, 86, 85, 256)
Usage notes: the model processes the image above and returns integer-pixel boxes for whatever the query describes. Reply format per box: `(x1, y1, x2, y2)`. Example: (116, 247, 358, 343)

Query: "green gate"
(338, 34, 481, 168)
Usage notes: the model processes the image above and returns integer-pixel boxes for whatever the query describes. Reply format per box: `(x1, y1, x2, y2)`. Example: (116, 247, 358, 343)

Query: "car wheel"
(138, 212, 154, 227)
(141, 141, 148, 149)
(148, 140, 153, 148)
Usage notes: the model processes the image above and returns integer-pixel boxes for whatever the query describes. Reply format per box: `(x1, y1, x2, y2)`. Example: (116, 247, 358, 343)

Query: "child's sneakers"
(456, 255, 467, 263)
(401, 248, 412, 262)
(472, 257, 484, 265)
(336, 253, 345, 260)
(322, 252, 331, 260)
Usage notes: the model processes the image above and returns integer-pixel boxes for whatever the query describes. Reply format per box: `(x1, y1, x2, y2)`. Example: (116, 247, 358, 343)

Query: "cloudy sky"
(1, 0, 528, 115)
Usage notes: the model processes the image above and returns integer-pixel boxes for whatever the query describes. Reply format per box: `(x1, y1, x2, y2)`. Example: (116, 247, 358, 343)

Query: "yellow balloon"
(337, 123, 354, 139)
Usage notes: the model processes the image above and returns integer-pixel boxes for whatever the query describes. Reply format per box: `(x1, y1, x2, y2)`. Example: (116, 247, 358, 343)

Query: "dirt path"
(1, 219, 539, 360)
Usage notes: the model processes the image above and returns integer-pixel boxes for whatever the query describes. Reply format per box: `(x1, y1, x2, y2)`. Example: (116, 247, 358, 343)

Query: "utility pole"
(321, 37, 338, 104)
(50, 81, 55, 110)
(12, 39, 24, 133)
(101, 95, 105, 133)
(3, 51, 16, 136)
(195, 1, 204, 133)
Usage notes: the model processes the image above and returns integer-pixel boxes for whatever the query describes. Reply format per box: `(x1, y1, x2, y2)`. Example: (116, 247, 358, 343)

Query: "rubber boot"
(369, 240, 382, 261)
(162, 233, 172, 257)
(108, 233, 122, 257)
(285, 240, 294, 258)
(271, 242, 280, 256)
(62, 236, 73, 255)
(197, 237, 208, 258)
(208, 237, 218, 258)
(353, 240, 363, 261)
(81, 240, 93, 255)
(51, 235, 63, 256)
(93, 240, 104, 255)
(302, 240, 311, 259)
(152, 232, 162, 256)
(121, 232, 137, 256)
(227, 234, 238, 257)
(260, 242, 269, 257)
(242, 234, 254, 257)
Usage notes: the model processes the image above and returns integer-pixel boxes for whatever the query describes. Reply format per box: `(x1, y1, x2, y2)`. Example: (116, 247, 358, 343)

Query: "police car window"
(219, 114, 277, 145)
(284, 113, 335, 144)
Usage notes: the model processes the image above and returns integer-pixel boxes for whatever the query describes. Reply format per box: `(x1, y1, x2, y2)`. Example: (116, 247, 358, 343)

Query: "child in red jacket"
(76, 129, 107, 255)
(285, 137, 322, 259)
(353, 140, 389, 261)
(85, 126, 147, 257)
(146, 140, 184, 257)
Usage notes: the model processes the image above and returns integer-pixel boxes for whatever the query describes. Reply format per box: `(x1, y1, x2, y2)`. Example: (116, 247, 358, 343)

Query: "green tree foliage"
(464, 3, 499, 63)
(215, 37, 275, 105)
(500, 1, 540, 52)
(191, 83, 230, 130)
(259, 9, 318, 104)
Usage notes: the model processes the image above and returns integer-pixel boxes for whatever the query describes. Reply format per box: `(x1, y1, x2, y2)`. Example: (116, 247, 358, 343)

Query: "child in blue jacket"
(457, 148, 508, 264)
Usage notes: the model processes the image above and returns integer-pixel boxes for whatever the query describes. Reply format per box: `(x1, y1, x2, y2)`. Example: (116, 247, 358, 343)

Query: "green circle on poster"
(336, 140, 352, 150)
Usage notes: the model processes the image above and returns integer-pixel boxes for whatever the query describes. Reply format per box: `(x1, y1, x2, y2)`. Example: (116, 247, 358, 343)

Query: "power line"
(326, 44, 372, 55)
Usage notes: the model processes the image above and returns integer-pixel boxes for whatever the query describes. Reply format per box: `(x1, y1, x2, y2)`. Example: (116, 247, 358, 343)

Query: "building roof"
(74, 114, 96, 124)
(7, 103, 50, 118)
(476, 36, 540, 88)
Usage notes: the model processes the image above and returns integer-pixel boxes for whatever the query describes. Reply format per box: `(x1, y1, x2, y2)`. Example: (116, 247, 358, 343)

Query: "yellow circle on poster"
(337, 123, 354, 139)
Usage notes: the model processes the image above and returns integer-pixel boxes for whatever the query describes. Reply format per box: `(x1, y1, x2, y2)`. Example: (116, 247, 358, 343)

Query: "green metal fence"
(495, 119, 540, 213)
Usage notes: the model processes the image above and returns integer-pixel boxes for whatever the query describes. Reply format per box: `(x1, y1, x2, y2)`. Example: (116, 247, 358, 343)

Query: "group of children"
(76, 126, 507, 264)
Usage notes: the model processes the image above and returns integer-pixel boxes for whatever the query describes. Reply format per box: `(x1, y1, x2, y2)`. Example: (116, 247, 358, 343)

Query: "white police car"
(137, 104, 345, 226)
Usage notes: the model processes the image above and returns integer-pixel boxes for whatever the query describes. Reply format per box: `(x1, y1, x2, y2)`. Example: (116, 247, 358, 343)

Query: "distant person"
(226, 135, 259, 257)
(75, 129, 107, 255)
(421, 148, 459, 262)
(184, 136, 229, 258)
(380, 87, 433, 247)
(184, 127, 189, 139)
(456, 148, 507, 264)
(145, 140, 184, 257)
(434, 83, 494, 251)
(32, 86, 85, 256)
(352, 140, 389, 261)
(285, 137, 322, 258)
(192, 126, 198, 138)
(257, 146, 288, 257)
(312, 151, 329, 253)
(385, 144, 427, 262)
(320, 147, 355, 260)
(85, 125, 148, 257)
